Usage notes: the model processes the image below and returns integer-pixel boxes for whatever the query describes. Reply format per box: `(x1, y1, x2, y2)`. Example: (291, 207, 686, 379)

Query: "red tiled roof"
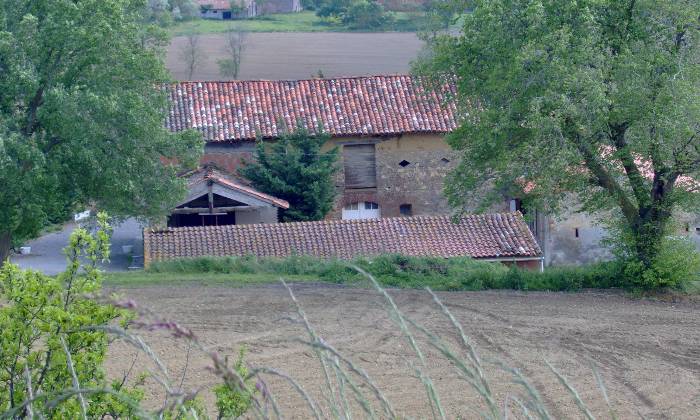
(186, 166, 290, 208)
(197, 0, 233, 9)
(144, 213, 542, 264)
(164, 75, 459, 142)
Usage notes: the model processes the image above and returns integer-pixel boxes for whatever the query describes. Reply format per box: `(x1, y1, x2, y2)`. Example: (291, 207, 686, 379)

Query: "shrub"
(341, 0, 394, 29)
(148, 254, 636, 292)
(0, 213, 143, 418)
(622, 236, 700, 290)
(213, 347, 257, 419)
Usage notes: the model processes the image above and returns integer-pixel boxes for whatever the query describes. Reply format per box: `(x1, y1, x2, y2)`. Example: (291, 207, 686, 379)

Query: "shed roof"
(144, 212, 542, 264)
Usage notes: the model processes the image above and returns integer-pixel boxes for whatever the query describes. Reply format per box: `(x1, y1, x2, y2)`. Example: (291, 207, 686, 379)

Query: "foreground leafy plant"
(0, 213, 143, 418)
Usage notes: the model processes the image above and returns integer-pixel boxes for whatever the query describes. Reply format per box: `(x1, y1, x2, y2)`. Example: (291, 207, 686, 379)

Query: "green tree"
(240, 127, 339, 222)
(342, 0, 393, 30)
(315, 0, 353, 19)
(418, 1, 700, 282)
(0, 0, 203, 262)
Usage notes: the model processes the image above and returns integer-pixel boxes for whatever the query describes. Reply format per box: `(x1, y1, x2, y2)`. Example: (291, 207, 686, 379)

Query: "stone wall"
(326, 133, 459, 219)
(543, 204, 700, 266)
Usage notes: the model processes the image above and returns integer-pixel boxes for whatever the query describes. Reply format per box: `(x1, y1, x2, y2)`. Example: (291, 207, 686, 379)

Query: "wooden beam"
(171, 205, 258, 214)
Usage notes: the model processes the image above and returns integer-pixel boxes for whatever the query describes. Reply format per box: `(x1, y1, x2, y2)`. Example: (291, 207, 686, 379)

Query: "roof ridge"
(149, 212, 524, 233)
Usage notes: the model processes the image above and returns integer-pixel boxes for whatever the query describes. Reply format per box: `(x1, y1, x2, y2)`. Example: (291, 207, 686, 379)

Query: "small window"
(365, 202, 379, 210)
(400, 204, 413, 216)
(344, 202, 359, 210)
(440, 157, 450, 164)
(399, 160, 410, 167)
(575, 228, 580, 238)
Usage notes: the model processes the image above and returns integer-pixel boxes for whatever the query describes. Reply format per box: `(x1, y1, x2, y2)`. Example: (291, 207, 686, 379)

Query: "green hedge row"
(148, 254, 626, 292)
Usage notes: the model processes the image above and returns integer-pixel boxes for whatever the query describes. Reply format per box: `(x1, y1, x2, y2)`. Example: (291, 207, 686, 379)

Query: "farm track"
(106, 283, 700, 418)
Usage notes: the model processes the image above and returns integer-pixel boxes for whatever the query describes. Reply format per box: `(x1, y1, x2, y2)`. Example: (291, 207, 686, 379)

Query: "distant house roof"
(164, 75, 459, 142)
(183, 166, 290, 208)
(197, 0, 234, 10)
(144, 213, 542, 264)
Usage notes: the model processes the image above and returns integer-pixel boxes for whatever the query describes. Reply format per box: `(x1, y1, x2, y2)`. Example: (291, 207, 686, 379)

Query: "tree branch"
(609, 122, 649, 208)
(572, 133, 639, 225)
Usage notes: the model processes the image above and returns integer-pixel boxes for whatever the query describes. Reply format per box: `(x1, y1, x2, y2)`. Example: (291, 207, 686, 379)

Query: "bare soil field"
(166, 32, 424, 81)
(105, 283, 700, 418)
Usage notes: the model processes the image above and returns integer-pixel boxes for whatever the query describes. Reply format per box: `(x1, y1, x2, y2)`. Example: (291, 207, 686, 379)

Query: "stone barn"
(163, 75, 700, 265)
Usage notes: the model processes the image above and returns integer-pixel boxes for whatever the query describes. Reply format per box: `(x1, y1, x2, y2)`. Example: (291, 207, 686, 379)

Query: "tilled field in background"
(167, 32, 424, 81)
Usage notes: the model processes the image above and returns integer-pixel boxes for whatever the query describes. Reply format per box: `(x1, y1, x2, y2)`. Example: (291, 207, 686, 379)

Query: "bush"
(149, 254, 632, 292)
(214, 347, 257, 419)
(341, 0, 394, 29)
(622, 236, 700, 290)
(0, 213, 143, 418)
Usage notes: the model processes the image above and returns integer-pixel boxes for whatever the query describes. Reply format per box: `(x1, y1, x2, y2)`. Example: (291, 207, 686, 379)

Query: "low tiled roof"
(144, 213, 541, 264)
(164, 75, 458, 142)
(186, 166, 290, 208)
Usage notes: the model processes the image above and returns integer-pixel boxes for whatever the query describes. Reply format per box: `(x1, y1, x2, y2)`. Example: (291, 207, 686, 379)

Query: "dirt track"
(106, 283, 700, 418)
(166, 32, 423, 81)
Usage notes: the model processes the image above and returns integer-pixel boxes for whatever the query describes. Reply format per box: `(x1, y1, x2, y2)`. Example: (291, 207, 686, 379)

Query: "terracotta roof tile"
(186, 167, 290, 208)
(164, 75, 458, 142)
(144, 213, 541, 263)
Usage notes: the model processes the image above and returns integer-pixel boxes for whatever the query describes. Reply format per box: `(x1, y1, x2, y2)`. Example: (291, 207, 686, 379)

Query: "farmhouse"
(144, 213, 544, 269)
(198, 0, 302, 19)
(163, 75, 700, 266)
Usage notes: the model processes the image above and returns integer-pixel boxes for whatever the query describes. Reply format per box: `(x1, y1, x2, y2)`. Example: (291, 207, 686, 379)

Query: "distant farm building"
(198, 0, 302, 19)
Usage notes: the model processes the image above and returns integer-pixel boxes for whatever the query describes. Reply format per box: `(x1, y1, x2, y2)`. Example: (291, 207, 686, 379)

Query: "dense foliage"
(0, 214, 142, 418)
(143, 0, 200, 26)
(146, 254, 647, 292)
(342, 1, 393, 29)
(416, 0, 700, 288)
(0, 0, 202, 261)
(239, 127, 339, 222)
(312, 0, 394, 29)
(0, 215, 259, 419)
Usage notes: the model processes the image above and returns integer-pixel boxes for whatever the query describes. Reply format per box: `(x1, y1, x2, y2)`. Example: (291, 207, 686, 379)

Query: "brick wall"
(200, 142, 255, 174)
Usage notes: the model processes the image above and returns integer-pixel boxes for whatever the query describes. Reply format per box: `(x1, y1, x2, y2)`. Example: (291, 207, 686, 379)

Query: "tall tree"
(240, 127, 339, 222)
(179, 31, 204, 80)
(217, 27, 246, 79)
(417, 1, 700, 275)
(0, 0, 202, 261)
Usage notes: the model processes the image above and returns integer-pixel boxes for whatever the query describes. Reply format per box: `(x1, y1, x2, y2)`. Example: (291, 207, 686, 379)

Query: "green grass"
(105, 254, 629, 292)
(170, 11, 427, 35)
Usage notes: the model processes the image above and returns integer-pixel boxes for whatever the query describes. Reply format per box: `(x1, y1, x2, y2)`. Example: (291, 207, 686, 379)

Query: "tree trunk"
(631, 210, 669, 269)
(0, 231, 11, 266)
